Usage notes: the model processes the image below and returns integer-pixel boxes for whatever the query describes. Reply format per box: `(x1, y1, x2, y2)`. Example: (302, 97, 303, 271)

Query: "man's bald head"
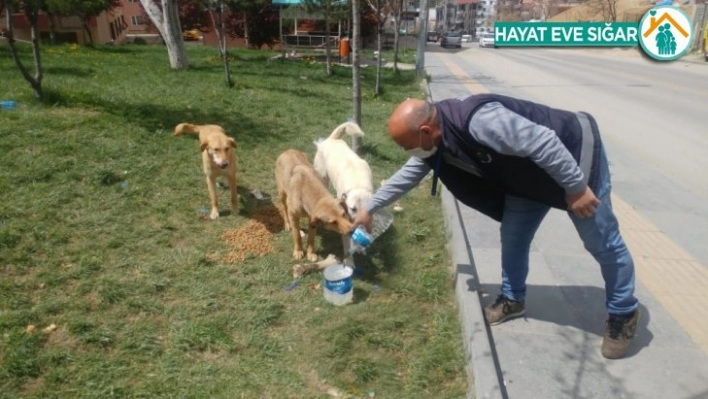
(387, 99, 440, 150)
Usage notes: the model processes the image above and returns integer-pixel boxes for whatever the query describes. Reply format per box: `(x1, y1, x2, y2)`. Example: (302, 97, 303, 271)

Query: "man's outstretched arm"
(366, 156, 432, 214)
(353, 156, 431, 231)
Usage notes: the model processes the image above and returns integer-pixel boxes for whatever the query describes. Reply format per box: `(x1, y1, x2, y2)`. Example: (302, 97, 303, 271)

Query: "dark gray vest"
(424, 94, 602, 221)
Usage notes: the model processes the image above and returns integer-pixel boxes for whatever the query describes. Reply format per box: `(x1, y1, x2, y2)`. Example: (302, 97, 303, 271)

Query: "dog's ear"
(229, 137, 237, 148)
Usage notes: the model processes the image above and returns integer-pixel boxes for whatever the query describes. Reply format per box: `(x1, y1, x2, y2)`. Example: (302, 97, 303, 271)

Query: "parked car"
(182, 29, 201, 41)
(704, 22, 708, 62)
(479, 32, 495, 48)
(461, 34, 472, 43)
(427, 31, 439, 42)
(440, 31, 462, 49)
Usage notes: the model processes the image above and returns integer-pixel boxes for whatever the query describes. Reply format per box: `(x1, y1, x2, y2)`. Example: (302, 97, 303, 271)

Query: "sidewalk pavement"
(427, 53, 708, 399)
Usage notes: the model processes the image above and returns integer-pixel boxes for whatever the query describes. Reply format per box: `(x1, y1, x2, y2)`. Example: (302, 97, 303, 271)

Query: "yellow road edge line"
(435, 52, 708, 355)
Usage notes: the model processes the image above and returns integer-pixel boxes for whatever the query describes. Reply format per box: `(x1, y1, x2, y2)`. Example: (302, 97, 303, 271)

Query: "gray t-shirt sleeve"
(469, 102, 586, 195)
(366, 156, 432, 213)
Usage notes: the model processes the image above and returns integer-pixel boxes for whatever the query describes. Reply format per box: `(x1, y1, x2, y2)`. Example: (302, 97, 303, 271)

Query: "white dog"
(314, 122, 374, 264)
(314, 121, 373, 219)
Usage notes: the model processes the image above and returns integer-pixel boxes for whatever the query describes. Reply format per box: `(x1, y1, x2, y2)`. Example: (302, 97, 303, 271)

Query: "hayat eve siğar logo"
(638, 6, 693, 61)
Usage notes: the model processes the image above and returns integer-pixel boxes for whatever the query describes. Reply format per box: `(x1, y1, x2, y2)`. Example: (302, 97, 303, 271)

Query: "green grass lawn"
(0, 43, 467, 398)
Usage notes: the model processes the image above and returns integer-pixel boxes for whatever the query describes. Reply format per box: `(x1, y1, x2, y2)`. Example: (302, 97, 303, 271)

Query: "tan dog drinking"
(275, 149, 354, 261)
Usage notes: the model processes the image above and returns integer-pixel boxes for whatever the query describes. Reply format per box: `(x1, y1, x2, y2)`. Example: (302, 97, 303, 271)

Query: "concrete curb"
(422, 75, 505, 399)
(441, 187, 506, 399)
(423, 68, 505, 399)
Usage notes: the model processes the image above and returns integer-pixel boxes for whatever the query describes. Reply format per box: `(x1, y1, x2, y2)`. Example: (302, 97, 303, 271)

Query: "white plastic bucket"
(323, 264, 353, 306)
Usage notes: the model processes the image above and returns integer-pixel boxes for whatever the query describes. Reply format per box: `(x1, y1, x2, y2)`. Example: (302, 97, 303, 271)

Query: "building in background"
(434, 0, 489, 38)
(0, 0, 152, 45)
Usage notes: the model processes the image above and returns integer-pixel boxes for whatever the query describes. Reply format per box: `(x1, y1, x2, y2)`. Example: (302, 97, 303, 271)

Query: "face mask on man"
(405, 130, 438, 159)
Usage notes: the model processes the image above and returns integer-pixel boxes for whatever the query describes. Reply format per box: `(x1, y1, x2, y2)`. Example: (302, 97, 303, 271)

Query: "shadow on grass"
(40, 88, 286, 147)
(359, 142, 397, 163)
(44, 66, 95, 77)
(228, 51, 278, 63)
(259, 85, 334, 100)
(317, 225, 400, 283)
(380, 70, 418, 86)
(352, 286, 370, 303)
(188, 64, 225, 72)
(87, 44, 157, 54)
(233, 68, 316, 80)
(239, 186, 287, 235)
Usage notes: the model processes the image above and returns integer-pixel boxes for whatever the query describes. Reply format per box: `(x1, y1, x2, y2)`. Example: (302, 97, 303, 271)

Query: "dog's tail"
(327, 121, 364, 140)
(173, 123, 200, 137)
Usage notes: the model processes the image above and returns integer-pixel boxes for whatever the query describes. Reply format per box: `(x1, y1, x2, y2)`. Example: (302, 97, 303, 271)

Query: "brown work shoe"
(484, 294, 526, 326)
(601, 309, 641, 360)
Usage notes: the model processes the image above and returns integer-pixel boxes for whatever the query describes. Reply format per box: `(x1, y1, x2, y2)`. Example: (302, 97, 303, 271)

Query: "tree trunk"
(210, 0, 233, 87)
(374, 3, 382, 96)
(415, 0, 428, 77)
(325, 5, 332, 76)
(244, 16, 249, 48)
(139, 0, 189, 69)
(351, 0, 362, 153)
(4, 0, 44, 99)
(48, 12, 57, 45)
(393, 0, 402, 73)
(608, 0, 617, 22)
(83, 18, 94, 44)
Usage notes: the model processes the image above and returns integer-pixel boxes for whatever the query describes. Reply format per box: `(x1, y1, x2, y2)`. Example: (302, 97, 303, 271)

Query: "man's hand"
(566, 186, 601, 218)
(352, 209, 374, 233)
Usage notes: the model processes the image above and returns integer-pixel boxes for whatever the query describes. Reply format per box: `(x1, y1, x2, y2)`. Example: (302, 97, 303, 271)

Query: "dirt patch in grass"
(222, 205, 283, 263)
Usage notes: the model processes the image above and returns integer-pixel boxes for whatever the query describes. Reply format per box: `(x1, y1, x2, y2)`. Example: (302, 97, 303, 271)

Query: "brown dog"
(174, 123, 238, 220)
(275, 149, 354, 261)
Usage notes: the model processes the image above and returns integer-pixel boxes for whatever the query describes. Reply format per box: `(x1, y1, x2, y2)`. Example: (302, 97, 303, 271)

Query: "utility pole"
(442, 0, 448, 31)
(415, 0, 429, 77)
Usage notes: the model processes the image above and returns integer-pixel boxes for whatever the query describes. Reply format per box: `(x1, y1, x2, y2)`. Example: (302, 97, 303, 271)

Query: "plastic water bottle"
(349, 208, 394, 255)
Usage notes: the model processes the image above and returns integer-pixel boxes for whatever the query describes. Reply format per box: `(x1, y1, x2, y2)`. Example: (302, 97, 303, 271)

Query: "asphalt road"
(426, 43, 708, 267)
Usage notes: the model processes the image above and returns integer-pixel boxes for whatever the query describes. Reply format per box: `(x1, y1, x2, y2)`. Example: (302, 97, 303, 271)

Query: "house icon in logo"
(642, 11, 689, 39)
(638, 6, 693, 61)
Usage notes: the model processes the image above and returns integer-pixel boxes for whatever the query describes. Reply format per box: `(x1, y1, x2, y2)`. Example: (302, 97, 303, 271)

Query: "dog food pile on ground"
(222, 205, 284, 262)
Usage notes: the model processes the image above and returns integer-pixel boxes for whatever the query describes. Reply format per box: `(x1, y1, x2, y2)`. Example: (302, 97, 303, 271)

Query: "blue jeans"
(499, 147, 639, 316)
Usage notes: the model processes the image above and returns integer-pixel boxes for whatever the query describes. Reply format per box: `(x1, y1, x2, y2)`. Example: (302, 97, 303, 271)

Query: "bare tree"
(351, 0, 362, 153)
(4, 0, 44, 99)
(366, 0, 392, 94)
(392, 0, 402, 72)
(584, 0, 617, 22)
(497, 0, 523, 21)
(209, 0, 233, 86)
(140, 0, 190, 69)
(415, 0, 428, 77)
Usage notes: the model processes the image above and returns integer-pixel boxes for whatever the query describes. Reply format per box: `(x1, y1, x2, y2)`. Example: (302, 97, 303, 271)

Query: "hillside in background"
(549, 0, 694, 22)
